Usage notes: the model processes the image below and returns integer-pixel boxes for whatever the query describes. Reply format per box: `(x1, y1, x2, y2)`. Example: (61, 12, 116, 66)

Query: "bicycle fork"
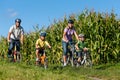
(81, 53, 87, 65)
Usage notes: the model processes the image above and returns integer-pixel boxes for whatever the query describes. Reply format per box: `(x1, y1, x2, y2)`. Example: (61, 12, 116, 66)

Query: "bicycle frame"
(39, 53, 46, 64)
(67, 41, 76, 67)
(81, 52, 92, 67)
(81, 52, 87, 65)
(36, 50, 48, 69)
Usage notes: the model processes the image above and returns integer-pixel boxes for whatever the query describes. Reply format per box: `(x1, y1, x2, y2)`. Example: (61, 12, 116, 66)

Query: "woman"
(62, 19, 78, 66)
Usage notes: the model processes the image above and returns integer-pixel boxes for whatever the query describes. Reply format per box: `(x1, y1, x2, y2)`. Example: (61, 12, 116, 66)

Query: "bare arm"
(20, 34, 24, 44)
(63, 31, 68, 42)
(47, 43, 51, 48)
(7, 32, 11, 42)
(35, 40, 40, 48)
(74, 31, 79, 41)
(75, 42, 79, 50)
(20, 27, 24, 44)
(36, 44, 40, 48)
(45, 41, 51, 48)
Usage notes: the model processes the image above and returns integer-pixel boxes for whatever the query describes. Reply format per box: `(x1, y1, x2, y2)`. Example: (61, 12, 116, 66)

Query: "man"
(7, 18, 24, 57)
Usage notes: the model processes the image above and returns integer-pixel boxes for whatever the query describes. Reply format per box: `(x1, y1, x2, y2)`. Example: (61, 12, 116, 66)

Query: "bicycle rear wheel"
(16, 52, 22, 62)
(44, 58, 48, 69)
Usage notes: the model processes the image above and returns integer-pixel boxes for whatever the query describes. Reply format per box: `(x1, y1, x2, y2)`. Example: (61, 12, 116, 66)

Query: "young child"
(75, 34, 89, 65)
(35, 32, 51, 65)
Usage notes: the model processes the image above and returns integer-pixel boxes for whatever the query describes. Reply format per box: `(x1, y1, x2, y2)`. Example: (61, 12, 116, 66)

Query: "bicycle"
(69, 41, 76, 67)
(35, 49, 48, 69)
(8, 41, 22, 62)
(80, 51, 92, 67)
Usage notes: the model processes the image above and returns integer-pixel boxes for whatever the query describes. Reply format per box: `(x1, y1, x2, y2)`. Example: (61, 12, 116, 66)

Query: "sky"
(0, 0, 120, 37)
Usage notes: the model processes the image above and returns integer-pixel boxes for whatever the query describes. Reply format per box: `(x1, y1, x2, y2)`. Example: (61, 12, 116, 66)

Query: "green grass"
(0, 61, 120, 80)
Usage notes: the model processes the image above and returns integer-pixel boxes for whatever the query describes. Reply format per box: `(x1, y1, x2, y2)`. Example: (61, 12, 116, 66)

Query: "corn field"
(0, 10, 120, 64)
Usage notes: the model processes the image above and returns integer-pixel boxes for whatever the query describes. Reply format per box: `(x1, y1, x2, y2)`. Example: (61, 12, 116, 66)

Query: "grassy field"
(0, 61, 120, 80)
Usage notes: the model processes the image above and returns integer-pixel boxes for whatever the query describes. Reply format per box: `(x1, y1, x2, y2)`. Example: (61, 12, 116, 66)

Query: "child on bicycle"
(75, 34, 89, 66)
(35, 32, 51, 65)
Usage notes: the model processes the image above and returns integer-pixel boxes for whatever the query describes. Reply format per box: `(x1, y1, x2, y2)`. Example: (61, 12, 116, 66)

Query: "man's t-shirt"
(9, 25, 24, 40)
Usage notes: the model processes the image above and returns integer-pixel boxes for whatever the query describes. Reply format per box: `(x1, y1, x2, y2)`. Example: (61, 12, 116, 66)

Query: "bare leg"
(63, 55, 67, 66)
(78, 57, 81, 62)
(36, 50, 39, 59)
(63, 55, 66, 63)
(36, 50, 39, 65)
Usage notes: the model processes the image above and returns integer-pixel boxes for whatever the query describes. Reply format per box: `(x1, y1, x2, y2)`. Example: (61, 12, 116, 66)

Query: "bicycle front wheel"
(84, 59, 92, 67)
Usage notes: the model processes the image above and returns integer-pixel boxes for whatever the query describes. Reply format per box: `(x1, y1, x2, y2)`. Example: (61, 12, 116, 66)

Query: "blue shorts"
(62, 40, 73, 56)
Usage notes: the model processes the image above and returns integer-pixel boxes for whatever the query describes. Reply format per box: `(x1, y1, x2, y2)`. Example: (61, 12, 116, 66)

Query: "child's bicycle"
(36, 50, 48, 69)
(80, 51, 92, 67)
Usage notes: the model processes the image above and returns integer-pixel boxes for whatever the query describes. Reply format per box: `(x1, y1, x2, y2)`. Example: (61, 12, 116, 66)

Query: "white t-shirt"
(9, 25, 24, 40)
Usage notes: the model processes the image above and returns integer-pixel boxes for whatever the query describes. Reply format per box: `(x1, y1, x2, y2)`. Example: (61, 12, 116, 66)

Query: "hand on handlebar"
(76, 47, 79, 50)
(48, 46, 51, 49)
(8, 39, 11, 43)
(83, 47, 88, 51)
(21, 41, 23, 45)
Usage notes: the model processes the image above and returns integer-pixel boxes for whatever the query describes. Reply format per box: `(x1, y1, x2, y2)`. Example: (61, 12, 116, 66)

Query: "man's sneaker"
(76, 63, 80, 67)
(7, 54, 12, 58)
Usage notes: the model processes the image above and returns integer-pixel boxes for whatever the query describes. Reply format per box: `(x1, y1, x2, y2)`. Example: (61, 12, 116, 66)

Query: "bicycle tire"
(84, 59, 92, 67)
(44, 58, 48, 69)
(16, 52, 22, 62)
